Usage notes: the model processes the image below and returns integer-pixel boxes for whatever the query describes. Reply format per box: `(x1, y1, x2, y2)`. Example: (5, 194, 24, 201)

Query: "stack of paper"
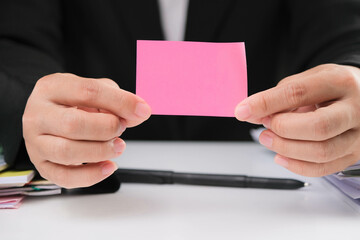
(0, 170, 35, 188)
(324, 163, 360, 206)
(0, 195, 24, 209)
(0, 168, 61, 209)
(0, 179, 62, 197)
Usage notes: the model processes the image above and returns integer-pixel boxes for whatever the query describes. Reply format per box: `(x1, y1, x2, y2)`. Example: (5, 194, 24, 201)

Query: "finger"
(291, 105, 317, 113)
(247, 105, 317, 125)
(38, 106, 126, 141)
(259, 129, 357, 163)
(38, 160, 118, 188)
(235, 65, 349, 123)
(99, 78, 121, 89)
(36, 135, 126, 165)
(275, 65, 328, 86)
(77, 106, 112, 114)
(76, 106, 101, 113)
(274, 154, 358, 177)
(263, 100, 357, 141)
(37, 73, 151, 127)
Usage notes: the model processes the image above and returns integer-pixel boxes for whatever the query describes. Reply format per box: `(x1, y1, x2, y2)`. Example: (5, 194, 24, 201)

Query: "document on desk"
(0, 196, 24, 209)
(0, 163, 61, 209)
(249, 128, 360, 208)
(136, 40, 247, 117)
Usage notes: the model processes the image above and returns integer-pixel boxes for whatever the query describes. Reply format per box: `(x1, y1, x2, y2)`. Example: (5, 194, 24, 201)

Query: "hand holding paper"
(136, 40, 247, 117)
(236, 64, 360, 177)
(22, 73, 151, 189)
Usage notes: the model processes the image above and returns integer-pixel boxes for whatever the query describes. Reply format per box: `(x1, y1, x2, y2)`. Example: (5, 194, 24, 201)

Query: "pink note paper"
(136, 40, 247, 117)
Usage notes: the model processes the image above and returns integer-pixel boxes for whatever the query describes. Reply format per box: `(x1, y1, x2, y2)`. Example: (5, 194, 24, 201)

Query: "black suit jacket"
(1, 0, 360, 168)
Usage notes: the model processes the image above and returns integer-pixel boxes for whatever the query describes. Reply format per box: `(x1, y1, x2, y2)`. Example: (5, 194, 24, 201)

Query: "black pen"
(341, 169, 360, 177)
(115, 169, 309, 190)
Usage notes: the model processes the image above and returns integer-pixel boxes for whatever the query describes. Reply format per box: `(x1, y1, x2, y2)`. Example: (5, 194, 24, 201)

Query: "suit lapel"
(185, 0, 237, 41)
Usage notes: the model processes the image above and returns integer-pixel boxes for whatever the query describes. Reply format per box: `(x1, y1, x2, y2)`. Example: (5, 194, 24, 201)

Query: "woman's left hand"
(235, 64, 360, 177)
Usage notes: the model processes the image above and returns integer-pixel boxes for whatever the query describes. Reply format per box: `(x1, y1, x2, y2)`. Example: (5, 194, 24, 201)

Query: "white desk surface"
(1, 141, 359, 240)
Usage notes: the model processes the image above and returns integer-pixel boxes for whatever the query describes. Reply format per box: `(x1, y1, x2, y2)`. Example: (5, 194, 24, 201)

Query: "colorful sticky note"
(136, 40, 247, 117)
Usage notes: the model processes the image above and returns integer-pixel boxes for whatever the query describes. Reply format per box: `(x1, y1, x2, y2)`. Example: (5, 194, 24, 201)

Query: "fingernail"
(259, 132, 273, 148)
(102, 162, 117, 176)
(135, 102, 151, 118)
(113, 138, 126, 154)
(275, 155, 289, 168)
(235, 104, 251, 120)
(262, 117, 271, 129)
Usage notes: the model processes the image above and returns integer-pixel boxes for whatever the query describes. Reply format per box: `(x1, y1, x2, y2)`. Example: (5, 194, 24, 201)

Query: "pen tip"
(304, 182, 310, 187)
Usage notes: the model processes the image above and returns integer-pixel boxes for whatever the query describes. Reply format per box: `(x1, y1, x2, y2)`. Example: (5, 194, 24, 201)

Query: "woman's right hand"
(22, 73, 151, 188)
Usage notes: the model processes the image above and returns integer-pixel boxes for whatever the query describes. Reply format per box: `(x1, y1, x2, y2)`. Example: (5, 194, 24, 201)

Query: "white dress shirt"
(158, 0, 189, 41)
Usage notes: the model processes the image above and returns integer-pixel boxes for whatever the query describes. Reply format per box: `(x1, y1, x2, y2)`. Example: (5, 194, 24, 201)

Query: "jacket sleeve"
(286, 0, 360, 72)
(0, 0, 64, 167)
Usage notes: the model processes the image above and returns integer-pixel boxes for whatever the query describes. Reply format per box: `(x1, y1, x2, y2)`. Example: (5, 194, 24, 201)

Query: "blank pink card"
(136, 40, 247, 117)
